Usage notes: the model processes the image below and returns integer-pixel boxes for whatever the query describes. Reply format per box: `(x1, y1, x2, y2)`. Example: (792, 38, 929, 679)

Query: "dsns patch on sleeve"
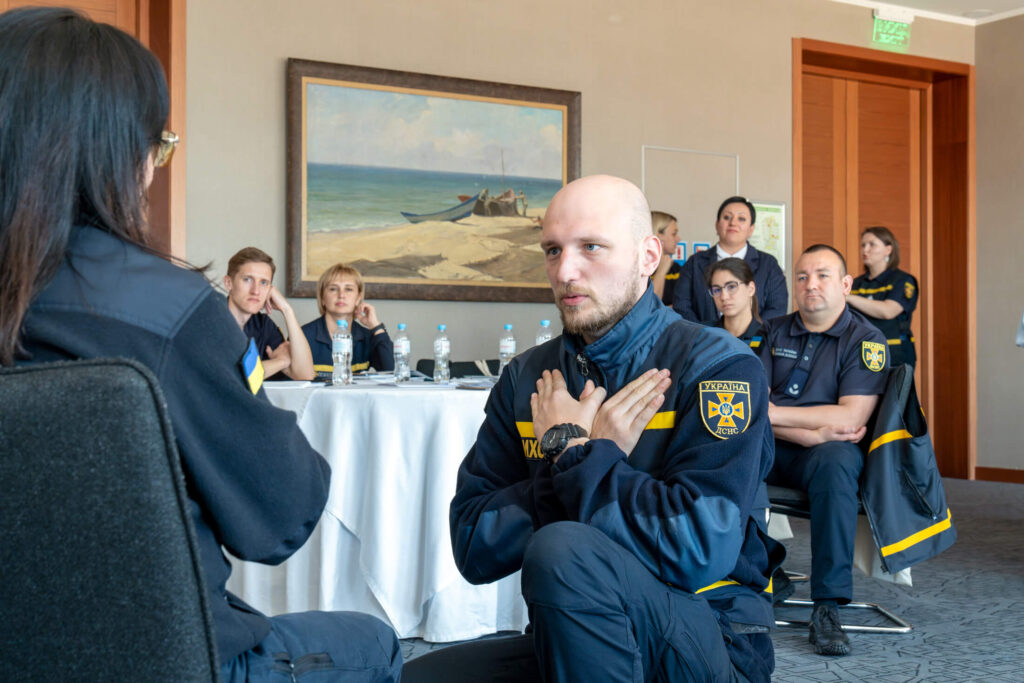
(699, 381, 750, 439)
(861, 341, 886, 372)
(240, 338, 264, 395)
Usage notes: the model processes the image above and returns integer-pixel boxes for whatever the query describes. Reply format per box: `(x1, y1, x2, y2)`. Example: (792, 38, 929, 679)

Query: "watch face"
(540, 426, 566, 456)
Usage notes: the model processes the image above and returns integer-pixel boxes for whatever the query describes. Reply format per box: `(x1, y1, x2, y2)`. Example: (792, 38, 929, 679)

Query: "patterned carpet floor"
(402, 478, 1024, 682)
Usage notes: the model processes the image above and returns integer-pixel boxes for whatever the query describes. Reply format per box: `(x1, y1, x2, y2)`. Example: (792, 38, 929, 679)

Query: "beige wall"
(976, 14, 1024, 471)
(186, 0, 982, 435)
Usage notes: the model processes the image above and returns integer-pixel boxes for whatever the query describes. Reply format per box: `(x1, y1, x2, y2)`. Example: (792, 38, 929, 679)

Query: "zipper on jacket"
(576, 353, 589, 377)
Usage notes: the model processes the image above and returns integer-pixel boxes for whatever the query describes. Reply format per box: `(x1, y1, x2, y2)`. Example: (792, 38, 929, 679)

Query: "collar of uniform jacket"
(561, 283, 681, 394)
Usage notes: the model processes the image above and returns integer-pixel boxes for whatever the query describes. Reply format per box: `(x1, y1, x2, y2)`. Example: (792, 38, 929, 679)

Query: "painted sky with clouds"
(306, 83, 564, 180)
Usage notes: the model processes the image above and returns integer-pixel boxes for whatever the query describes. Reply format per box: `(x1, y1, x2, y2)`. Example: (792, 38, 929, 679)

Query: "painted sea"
(307, 163, 563, 233)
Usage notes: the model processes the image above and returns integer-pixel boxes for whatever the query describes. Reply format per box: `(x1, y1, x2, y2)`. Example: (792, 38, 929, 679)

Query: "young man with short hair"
(224, 247, 314, 380)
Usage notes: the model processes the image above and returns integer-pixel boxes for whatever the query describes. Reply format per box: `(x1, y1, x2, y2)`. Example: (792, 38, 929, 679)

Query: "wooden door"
(799, 72, 927, 406)
(794, 39, 975, 479)
(0, 0, 186, 258)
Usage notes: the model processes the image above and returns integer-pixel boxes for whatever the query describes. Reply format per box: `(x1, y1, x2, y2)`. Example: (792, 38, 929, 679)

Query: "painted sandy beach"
(305, 208, 549, 285)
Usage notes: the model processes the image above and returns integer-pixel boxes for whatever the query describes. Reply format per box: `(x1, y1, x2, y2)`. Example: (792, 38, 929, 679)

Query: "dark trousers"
(221, 610, 401, 682)
(769, 440, 863, 602)
(405, 522, 768, 682)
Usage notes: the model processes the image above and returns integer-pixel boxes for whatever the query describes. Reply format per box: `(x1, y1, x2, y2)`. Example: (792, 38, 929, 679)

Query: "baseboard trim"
(975, 467, 1024, 484)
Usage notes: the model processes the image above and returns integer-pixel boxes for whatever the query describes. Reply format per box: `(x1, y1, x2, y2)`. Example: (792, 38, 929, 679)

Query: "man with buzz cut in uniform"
(405, 175, 783, 683)
(759, 244, 889, 657)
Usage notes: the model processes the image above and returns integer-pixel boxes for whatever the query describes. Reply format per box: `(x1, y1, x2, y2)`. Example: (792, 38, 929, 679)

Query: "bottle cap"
(397, 323, 407, 331)
(438, 324, 446, 331)
(504, 323, 513, 331)
(541, 319, 550, 326)
(337, 319, 348, 329)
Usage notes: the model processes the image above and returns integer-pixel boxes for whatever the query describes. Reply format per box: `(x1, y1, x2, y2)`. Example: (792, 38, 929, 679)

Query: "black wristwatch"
(540, 423, 588, 461)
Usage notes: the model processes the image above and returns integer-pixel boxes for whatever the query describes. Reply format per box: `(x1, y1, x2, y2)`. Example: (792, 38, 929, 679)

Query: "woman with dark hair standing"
(672, 196, 787, 324)
(0, 7, 400, 681)
(650, 210, 681, 304)
(706, 258, 764, 349)
(847, 226, 919, 367)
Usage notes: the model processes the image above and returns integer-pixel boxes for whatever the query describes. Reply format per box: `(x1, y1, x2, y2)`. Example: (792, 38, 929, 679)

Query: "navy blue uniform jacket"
(450, 287, 782, 630)
(672, 245, 788, 324)
(301, 315, 394, 378)
(20, 226, 331, 662)
(850, 267, 918, 367)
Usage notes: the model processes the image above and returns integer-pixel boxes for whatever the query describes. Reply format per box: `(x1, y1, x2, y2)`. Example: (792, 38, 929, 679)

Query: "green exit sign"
(873, 17, 911, 50)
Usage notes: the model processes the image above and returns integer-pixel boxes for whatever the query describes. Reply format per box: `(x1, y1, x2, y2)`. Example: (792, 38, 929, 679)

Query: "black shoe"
(809, 603, 851, 656)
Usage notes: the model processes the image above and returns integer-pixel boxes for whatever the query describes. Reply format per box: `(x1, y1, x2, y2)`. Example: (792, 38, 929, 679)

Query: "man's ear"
(842, 273, 854, 295)
(223, 275, 232, 292)
(638, 235, 662, 278)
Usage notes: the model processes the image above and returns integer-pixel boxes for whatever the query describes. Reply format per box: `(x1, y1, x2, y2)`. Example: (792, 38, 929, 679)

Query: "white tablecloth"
(226, 380, 529, 642)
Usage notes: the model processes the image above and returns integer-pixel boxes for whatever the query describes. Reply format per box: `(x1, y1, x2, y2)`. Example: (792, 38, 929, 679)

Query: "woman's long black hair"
(0, 7, 170, 364)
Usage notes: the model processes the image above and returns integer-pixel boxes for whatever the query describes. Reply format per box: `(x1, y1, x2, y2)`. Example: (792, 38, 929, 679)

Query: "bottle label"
(499, 340, 516, 354)
(434, 339, 450, 355)
(333, 338, 352, 354)
(396, 339, 411, 355)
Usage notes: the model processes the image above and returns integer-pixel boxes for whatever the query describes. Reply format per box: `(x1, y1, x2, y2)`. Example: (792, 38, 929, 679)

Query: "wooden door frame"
(140, 0, 187, 258)
(793, 38, 976, 479)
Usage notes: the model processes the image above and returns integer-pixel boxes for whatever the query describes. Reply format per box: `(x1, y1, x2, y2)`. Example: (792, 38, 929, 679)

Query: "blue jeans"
(220, 610, 401, 682)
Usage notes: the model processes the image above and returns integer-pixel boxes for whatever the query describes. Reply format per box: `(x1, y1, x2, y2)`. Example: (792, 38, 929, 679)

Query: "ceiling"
(829, 0, 1024, 24)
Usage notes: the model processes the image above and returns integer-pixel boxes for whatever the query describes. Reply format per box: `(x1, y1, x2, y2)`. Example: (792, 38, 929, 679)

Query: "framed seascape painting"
(286, 59, 581, 301)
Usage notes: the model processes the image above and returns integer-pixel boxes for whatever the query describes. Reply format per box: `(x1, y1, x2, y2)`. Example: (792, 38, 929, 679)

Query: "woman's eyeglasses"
(709, 280, 742, 298)
(153, 131, 179, 168)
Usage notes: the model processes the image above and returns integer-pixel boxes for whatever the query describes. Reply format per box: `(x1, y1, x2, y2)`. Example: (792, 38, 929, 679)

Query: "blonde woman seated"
(650, 211, 680, 304)
(301, 264, 394, 379)
(706, 258, 764, 350)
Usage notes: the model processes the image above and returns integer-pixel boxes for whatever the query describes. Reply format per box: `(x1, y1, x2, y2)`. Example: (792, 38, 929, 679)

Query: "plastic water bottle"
(535, 319, 552, 346)
(393, 323, 411, 382)
(433, 324, 450, 383)
(332, 319, 352, 385)
(499, 323, 516, 375)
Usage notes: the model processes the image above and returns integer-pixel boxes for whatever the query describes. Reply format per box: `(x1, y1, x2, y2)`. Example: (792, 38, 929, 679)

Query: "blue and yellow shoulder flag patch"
(699, 381, 750, 439)
(240, 338, 264, 395)
(862, 341, 886, 372)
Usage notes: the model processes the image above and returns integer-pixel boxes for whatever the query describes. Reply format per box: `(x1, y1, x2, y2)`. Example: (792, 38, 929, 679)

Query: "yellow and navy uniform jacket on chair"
(301, 315, 394, 379)
(450, 286, 784, 655)
(850, 267, 918, 367)
(860, 364, 956, 573)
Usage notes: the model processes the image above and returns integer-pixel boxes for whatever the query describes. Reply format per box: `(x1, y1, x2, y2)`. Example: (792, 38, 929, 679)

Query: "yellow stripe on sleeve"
(868, 429, 913, 454)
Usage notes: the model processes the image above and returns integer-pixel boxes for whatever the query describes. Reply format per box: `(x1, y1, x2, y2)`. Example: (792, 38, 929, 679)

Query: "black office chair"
(0, 358, 220, 681)
(416, 358, 500, 378)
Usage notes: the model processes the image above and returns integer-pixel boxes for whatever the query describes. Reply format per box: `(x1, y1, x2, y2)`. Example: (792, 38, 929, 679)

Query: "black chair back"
(415, 358, 500, 378)
(0, 358, 219, 682)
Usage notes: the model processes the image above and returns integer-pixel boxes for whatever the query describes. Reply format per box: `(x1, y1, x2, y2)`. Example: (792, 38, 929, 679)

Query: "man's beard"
(556, 272, 642, 340)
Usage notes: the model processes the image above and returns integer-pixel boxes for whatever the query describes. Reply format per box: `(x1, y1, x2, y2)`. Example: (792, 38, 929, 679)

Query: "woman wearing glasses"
(0, 7, 400, 682)
(706, 258, 764, 350)
(846, 226, 919, 368)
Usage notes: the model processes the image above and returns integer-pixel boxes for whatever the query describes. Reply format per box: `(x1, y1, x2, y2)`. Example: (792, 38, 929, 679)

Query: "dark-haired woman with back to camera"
(706, 258, 764, 350)
(672, 196, 788, 324)
(0, 7, 400, 681)
(846, 226, 919, 368)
